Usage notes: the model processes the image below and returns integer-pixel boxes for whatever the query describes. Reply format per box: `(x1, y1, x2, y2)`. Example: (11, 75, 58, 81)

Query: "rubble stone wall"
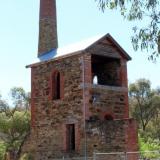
(21, 50, 138, 160)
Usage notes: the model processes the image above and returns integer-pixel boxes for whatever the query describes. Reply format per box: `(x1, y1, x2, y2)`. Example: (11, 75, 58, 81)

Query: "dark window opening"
(104, 114, 114, 121)
(89, 115, 99, 122)
(66, 124, 75, 151)
(52, 71, 61, 100)
(56, 72, 60, 99)
(92, 55, 121, 86)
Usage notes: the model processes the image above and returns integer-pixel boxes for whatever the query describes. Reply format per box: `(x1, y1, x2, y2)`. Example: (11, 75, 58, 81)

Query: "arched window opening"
(104, 114, 114, 121)
(93, 75, 98, 85)
(52, 71, 61, 100)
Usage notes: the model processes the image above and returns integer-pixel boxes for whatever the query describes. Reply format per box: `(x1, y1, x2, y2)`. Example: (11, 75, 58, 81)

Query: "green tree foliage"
(129, 79, 160, 131)
(139, 135, 160, 159)
(10, 87, 30, 111)
(20, 153, 33, 160)
(0, 141, 6, 160)
(129, 79, 160, 157)
(0, 87, 31, 160)
(96, 0, 160, 60)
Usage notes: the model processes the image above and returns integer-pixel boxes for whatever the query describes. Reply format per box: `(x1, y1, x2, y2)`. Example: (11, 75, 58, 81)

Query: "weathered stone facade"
(21, 0, 138, 159)
(22, 36, 138, 159)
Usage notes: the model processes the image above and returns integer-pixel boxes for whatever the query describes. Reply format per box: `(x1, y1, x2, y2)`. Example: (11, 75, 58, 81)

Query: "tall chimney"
(38, 0, 58, 57)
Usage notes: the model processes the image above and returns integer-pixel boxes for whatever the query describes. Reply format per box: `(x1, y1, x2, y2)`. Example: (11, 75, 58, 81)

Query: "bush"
(0, 141, 6, 160)
(139, 135, 160, 159)
(20, 153, 34, 160)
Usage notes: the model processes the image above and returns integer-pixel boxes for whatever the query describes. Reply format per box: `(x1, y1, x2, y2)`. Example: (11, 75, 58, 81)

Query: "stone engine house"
(23, 0, 138, 159)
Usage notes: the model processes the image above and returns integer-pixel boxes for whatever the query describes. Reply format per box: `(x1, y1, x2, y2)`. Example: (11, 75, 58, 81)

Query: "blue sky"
(0, 0, 160, 99)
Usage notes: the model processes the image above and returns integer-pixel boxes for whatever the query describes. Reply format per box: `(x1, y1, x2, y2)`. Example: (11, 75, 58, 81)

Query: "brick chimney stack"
(38, 0, 58, 57)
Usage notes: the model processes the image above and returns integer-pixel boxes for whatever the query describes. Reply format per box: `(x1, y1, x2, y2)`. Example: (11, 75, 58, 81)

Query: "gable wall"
(88, 38, 122, 59)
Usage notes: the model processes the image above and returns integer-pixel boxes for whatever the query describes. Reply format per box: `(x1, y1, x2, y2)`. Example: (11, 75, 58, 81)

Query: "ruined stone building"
(22, 0, 138, 159)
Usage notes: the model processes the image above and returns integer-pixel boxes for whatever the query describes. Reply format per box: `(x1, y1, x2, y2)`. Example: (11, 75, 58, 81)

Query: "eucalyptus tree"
(96, 0, 160, 61)
(129, 79, 160, 131)
(0, 87, 31, 160)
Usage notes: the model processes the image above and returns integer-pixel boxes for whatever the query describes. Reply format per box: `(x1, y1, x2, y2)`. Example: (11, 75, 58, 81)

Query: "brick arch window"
(104, 114, 114, 121)
(51, 70, 64, 100)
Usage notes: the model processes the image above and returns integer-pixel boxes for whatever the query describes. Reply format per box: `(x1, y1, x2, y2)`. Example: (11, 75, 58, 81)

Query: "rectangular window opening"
(92, 55, 121, 86)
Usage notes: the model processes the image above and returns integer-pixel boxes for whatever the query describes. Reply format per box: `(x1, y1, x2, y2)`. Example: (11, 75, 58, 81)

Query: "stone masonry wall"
(86, 118, 138, 160)
(22, 54, 86, 159)
(22, 49, 137, 159)
(88, 37, 129, 119)
(88, 85, 128, 119)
